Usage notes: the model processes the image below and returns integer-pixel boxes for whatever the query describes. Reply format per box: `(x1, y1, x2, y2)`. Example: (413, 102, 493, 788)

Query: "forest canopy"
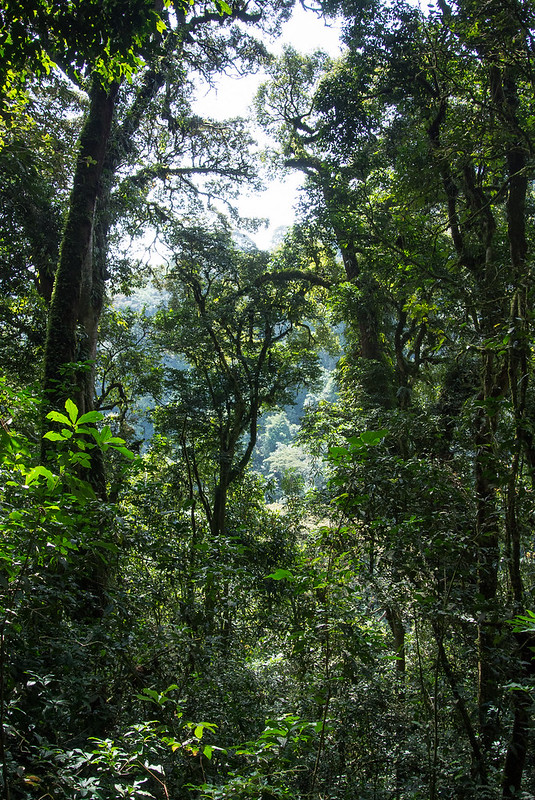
(1, 0, 535, 798)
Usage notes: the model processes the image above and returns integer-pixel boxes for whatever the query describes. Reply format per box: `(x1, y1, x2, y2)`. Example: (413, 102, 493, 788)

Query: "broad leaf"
(65, 398, 78, 424)
(266, 569, 294, 580)
(25, 466, 58, 490)
(46, 411, 71, 425)
(43, 431, 68, 442)
(77, 410, 104, 425)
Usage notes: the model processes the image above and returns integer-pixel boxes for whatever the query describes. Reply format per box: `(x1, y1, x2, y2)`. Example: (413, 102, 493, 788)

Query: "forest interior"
(2, 0, 535, 797)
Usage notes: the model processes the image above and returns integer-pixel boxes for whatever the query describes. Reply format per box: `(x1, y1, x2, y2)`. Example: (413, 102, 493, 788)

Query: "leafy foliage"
(5, 0, 535, 798)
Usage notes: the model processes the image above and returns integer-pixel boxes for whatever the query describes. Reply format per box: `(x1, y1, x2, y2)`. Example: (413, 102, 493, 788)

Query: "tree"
(294, 0, 535, 793)
(253, 0, 535, 793)
(152, 221, 323, 536)
(8, 0, 535, 796)
(35, 0, 293, 450)
(254, 44, 442, 409)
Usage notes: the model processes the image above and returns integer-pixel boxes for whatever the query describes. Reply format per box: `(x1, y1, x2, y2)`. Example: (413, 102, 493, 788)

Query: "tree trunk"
(499, 64, 531, 797)
(42, 77, 119, 424)
(212, 443, 234, 538)
(40, 77, 119, 616)
(502, 684, 530, 799)
(385, 605, 406, 678)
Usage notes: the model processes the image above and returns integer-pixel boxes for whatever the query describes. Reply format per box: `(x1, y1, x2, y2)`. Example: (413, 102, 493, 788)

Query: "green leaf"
(112, 445, 136, 460)
(99, 426, 113, 442)
(43, 431, 68, 442)
(69, 452, 91, 468)
(136, 688, 161, 703)
(328, 445, 349, 459)
(46, 411, 71, 425)
(193, 722, 217, 739)
(25, 466, 58, 490)
(65, 398, 78, 424)
(266, 569, 294, 580)
(358, 429, 388, 446)
(77, 410, 104, 425)
(509, 610, 535, 632)
(75, 428, 97, 439)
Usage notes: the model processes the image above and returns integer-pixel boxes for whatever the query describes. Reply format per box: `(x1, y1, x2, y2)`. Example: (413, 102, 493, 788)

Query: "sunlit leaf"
(46, 411, 70, 425)
(65, 398, 78, 424)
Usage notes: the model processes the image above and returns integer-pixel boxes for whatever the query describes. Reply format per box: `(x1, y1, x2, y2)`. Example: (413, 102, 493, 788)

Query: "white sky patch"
(194, 7, 344, 120)
(193, 6, 344, 249)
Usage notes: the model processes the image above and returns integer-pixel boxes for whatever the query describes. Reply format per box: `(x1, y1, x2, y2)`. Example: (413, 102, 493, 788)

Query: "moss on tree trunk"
(43, 77, 118, 423)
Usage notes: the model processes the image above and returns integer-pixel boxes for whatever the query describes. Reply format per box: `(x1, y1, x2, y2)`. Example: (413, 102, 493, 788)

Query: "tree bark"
(502, 684, 530, 799)
(40, 77, 119, 613)
(42, 77, 119, 423)
(498, 63, 531, 797)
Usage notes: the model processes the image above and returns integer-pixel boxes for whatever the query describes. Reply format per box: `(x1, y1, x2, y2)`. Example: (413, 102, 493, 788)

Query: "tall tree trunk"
(43, 77, 119, 424)
(211, 472, 229, 538)
(429, 93, 506, 752)
(498, 64, 532, 798)
(40, 77, 119, 615)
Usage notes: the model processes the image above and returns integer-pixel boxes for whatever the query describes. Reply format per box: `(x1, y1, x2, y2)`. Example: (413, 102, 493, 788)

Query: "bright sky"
(193, 6, 344, 248)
